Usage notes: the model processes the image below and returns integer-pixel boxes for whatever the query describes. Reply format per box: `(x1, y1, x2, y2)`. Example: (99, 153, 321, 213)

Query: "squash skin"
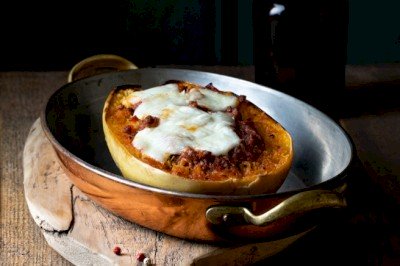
(102, 82, 293, 195)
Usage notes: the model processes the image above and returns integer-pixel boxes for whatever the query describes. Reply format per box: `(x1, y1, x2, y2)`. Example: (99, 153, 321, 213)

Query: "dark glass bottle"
(253, 0, 348, 117)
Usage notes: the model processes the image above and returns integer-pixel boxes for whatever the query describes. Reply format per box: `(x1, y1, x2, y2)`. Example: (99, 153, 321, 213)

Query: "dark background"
(0, 0, 218, 70)
(1, 0, 399, 71)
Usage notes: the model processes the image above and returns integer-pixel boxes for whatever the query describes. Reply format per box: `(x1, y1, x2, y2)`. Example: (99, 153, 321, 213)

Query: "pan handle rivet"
(222, 214, 230, 222)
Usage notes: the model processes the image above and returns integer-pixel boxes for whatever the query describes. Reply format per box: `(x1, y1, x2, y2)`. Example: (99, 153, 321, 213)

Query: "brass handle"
(206, 190, 347, 226)
(67, 54, 138, 83)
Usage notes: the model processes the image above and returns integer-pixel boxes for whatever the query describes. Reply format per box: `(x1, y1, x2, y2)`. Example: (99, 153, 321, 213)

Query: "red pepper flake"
(113, 246, 122, 256)
(136, 252, 146, 262)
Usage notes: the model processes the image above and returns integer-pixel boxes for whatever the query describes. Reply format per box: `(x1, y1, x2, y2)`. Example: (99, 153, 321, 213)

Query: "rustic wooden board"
(23, 118, 308, 266)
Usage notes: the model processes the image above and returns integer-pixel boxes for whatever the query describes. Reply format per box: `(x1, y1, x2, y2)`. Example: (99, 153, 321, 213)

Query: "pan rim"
(41, 67, 355, 200)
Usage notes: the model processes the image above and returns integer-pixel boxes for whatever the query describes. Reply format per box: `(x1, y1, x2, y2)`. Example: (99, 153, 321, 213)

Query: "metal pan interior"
(42, 68, 353, 198)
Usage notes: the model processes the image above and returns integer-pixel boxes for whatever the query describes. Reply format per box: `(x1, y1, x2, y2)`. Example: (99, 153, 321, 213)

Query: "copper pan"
(41, 54, 354, 243)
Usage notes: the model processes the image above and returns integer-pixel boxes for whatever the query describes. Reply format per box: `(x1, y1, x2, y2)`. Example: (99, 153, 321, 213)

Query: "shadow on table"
(256, 158, 400, 266)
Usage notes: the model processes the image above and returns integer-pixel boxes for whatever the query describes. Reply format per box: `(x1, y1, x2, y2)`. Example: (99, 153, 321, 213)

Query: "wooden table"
(1, 65, 400, 265)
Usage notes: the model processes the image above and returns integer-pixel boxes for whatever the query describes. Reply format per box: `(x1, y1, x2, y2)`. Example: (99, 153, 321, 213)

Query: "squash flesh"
(103, 82, 293, 195)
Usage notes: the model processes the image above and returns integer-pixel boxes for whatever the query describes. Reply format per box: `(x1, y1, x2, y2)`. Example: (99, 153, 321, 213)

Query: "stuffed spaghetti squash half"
(102, 81, 293, 195)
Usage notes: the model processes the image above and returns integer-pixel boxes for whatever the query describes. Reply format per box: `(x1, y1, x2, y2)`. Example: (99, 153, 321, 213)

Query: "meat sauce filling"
(120, 83, 265, 180)
(167, 119, 265, 180)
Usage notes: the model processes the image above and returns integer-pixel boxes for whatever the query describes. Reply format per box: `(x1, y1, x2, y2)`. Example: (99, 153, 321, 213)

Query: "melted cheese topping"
(128, 84, 240, 162)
